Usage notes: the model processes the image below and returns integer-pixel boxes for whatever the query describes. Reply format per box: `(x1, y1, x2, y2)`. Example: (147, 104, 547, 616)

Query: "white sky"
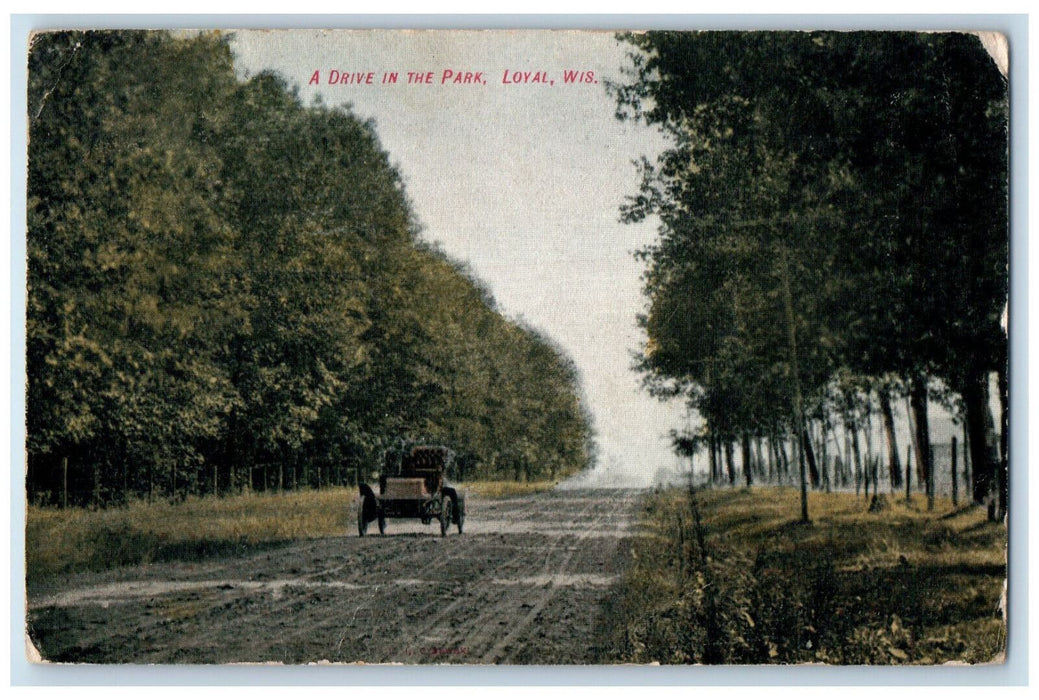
(230, 30, 687, 486)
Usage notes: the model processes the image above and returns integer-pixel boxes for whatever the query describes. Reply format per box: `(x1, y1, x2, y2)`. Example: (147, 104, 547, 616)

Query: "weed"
(603, 486, 1006, 665)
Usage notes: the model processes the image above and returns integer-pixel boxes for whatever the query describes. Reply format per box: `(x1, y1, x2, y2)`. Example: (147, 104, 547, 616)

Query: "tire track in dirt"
(26, 489, 640, 664)
(350, 494, 603, 663)
(442, 494, 607, 662)
(318, 493, 557, 662)
(302, 493, 548, 587)
(395, 490, 636, 664)
(478, 496, 614, 663)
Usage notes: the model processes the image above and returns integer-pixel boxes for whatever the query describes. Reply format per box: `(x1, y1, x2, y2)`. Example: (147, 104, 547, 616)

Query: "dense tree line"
(27, 30, 593, 507)
(613, 32, 1007, 520)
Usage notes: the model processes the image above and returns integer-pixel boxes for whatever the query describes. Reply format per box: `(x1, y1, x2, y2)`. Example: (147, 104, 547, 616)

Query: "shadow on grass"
(605, 487, 1007, 665)
(940, 505, 978, 520)
(27, 533, 296, 587)
(777, 518, 815, 531)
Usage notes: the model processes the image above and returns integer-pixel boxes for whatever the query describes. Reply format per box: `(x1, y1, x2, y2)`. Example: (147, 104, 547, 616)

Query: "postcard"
(23, 27, 1009, 667)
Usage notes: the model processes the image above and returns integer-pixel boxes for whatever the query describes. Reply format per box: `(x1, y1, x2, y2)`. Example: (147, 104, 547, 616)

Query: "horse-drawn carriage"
(357, 444, 465, 536)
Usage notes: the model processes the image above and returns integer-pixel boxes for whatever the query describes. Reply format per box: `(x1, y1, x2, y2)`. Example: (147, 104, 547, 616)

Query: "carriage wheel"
(357, 500, 368, 537)
(439, 496, 453, 537)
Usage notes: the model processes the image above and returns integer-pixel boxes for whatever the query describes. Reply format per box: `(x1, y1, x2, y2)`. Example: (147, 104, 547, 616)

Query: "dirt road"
(27, 489, 639, 664)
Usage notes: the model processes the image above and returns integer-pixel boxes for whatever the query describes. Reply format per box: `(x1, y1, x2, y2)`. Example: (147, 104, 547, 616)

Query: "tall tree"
(612, 31, 1007, 518)
(27, 30, 595, 506)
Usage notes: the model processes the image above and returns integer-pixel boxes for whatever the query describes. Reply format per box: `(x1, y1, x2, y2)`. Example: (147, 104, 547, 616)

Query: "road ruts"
(26, 488, 641, 664)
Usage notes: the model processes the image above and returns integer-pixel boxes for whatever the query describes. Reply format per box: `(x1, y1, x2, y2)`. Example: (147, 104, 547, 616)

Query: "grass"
(25, 480, 555, 583)
(26, 488, 356, 583)
(600, 486, 1007, 665)
(455, 479, 558, 499)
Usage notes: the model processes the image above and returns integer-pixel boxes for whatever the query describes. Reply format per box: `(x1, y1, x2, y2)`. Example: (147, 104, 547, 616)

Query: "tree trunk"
(725, 440, 736, 486)
(714, 434, 723, 483)
(879, 388, 902, 489)
(961, 369, 1000, 519)
(709, 431, 718, 485)
(802, 427, 820, 488)
(828, 419, 843, 485)
(905, 445, 912, 503)
(62, 455, 68, 509)
(864, 404, 875, 494)
(778, 244, 808, 522)
(796, 428, 809, 520)
(862, 433, 871, 500)
(908, 375, 933, 511)
(951, 435, 959, 506)
(839, 425, 847, 486)
(765, 435, 776, 483)
(819, 420, 831, 493)
(850, 424, 863, 497)
(962, 421, 971, 496)
(905, 394, 918, 489)
(741, 433, 753, 487)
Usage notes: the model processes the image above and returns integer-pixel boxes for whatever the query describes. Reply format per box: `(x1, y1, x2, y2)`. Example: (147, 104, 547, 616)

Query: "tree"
(612, 31, 1007, 519)
(821, 32, 1008, 517)
(28, 31, 241, 504)
(615, 32, 850, 520)
(27, 31, 595, 505)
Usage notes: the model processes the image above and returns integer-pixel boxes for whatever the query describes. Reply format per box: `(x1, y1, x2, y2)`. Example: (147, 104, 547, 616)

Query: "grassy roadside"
(26, 488, 355, 583)
(600, 486, 1006, 665)
(455, 480, 558, 499)
(26, 480, 553, 583)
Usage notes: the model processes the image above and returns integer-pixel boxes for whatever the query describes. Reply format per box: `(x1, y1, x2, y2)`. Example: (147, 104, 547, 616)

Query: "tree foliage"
(613, 31, 1007, 514)
(27, 30, 593, 506)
